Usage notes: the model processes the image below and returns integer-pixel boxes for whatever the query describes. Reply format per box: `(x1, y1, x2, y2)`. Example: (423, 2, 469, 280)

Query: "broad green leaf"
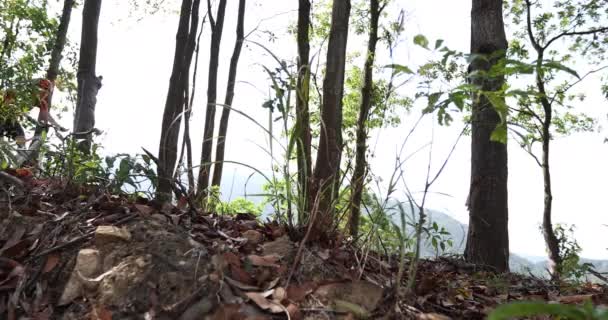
(413, 34, 429, 49)
(490, 124, 508, 144)
(434, 39, 444, 50)
(384, 64, 414, 75)
(542, 60, 580, 79)
(488, 302, 588, 320)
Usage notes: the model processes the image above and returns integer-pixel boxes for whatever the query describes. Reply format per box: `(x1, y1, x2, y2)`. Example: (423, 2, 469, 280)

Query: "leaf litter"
(0, 177, 606, 319)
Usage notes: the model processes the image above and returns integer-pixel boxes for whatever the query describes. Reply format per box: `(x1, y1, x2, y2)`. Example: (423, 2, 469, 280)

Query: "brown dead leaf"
(225, 276, 260, 291)
(230, 264, 255, 285)
(42, 254, 60, 274)
(0, 238, 32, 260)
(0, 226, 26, 253)
(247, 255, 280, 268)
(286, 282, 316, 302)
(245, 291, 284, 314)
(134, 204, 154, 215)
(91, 305, 112, 320)
(286, 303, 302, 320)
(556, 294, 595, 304)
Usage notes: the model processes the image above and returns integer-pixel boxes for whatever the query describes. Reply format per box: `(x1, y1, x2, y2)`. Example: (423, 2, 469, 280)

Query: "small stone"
(94, 226, 131, 246)
(242, 230, 263, 245)
(58, 249, 102, 305)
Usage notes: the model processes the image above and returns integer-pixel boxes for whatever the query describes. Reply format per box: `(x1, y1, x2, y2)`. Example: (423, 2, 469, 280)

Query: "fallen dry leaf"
(556, 294, 595, 304)
(42, 254, 60, 274)
(247, 255, 280, 268)
(245, 290, 285, 314)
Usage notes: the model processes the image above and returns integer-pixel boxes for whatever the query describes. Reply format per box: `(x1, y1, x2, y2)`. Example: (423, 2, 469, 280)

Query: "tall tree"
(295, 0, 313, 216)
(464, 0, 510, 272)
(211, 0, 246, 188)
(347, 0, 384, 239)
(157, 0, 202, 200)
(505, 0, 608, 279)
(73, 0, 102, 152)
(310, 0, 351, 238)
(35, 0, 75, 137)
(197, 0, 227, 199)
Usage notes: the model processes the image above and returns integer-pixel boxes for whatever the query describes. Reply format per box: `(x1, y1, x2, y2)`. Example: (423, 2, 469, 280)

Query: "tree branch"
(544, 27, 608, 50)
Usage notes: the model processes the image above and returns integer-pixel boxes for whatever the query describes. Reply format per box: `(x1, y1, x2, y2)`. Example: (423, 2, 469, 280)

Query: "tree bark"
(211, 0, 246, 188)
(35, 0, 74, 137)
(348, 0, 381, 239)
(197, 0, 227, 200)
(310, 0, 351, 238)
(296, 0, 313, 219)
(157, 0, 201, 200)
(73, 0, 102, 152)
(535, 52, 560, 279)
(464, 0, 510, 272)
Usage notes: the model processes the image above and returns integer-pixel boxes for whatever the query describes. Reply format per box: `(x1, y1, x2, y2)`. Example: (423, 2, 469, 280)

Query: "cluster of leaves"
(205, 185, 263, 216)
(40, 139, 157, 197)
(552, 224, 595, 282)
(1, 0, 61, 116)
(489, 301, 608, 320)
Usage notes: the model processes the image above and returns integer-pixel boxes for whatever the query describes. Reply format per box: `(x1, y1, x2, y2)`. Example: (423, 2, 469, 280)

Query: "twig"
(0, 171, 25, 189)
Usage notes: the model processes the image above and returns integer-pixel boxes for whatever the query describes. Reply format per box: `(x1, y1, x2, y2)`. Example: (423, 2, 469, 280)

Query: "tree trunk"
(296, 0, 313, 219)
(197, 0, 227, 200)
(211, 0, 246, 188)
(535, 53, 561, 279)
(348, 0, 381, 239)
(464, 0, 509, 272)
(157, 0, 201, 200)
(35, 0, 74, 137)
(73, 0, 102, 152)
(310, 0, 351, 238)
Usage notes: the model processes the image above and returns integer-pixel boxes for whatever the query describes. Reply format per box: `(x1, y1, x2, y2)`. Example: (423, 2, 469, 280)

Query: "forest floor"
(0, 175, 607, 320)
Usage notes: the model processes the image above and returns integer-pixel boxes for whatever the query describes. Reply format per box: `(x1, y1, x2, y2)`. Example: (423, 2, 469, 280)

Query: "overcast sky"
(49, 0, 608, 259)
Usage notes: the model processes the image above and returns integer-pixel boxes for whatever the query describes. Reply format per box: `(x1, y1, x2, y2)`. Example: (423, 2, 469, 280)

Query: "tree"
(34, 0, 75, 138)
(211, 0, 246, 188)
(73, 0, 103, 152)
(197, 0, 227, 200)
(347, 0, 385, 239)
(505, 0, 608, 279)
(310, 0, 351, 238)
(157, 0, 202, 200)
(295, 0, 313, 216)
(464, 0, 510, 272)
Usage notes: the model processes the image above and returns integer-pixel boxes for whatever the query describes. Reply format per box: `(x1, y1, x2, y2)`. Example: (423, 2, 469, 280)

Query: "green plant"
(552, 224, 594, 281)
(489, 301, 608, 320)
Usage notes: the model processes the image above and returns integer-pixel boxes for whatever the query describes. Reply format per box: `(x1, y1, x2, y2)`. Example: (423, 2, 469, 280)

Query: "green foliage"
(206, 185, 263, 216)
(40, 139, 157, 196)
(552, 224, 594, 281)
(488, 301, 608, 320)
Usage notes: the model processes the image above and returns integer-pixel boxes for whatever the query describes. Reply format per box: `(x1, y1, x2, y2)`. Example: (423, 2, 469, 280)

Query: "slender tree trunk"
(34, 0, 74, 137)
(73, 0, 102, 152)
(535, 54, 561, 279)
(464, 0, 509, 272)
(211, 0, 246, 188)
(296, 0, 313, 219)
(157, 0, 201, 200)
(310, 0, 351, 238)
(197, 0, 227, 199)
(348, 0, 381, 239)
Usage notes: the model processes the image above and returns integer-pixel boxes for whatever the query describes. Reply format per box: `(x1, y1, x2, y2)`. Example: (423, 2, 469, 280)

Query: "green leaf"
(542, 60, 580, 79)
(434, 39, 444, 50)
(490, 124, 508, 144)
(384, 64, 414, 75)
(488, 302, 588, 320)
(413, 34, 429, 49)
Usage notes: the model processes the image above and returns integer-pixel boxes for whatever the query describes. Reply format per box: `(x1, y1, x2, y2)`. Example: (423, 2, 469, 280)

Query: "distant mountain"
(385, 203, 608, 280)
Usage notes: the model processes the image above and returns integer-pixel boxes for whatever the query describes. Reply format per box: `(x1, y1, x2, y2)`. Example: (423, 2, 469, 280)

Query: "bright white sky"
(50, 0, 607, 259)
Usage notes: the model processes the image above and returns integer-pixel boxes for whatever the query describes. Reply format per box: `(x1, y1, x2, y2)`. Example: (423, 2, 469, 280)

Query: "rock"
(98, 255, 151, 305)
(242, 230, 263, 245)
(262, 235, 294, 258)
(58, 249, 102, 305)
(94, 226, 131, 246)
(314, 281, 384, 314)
